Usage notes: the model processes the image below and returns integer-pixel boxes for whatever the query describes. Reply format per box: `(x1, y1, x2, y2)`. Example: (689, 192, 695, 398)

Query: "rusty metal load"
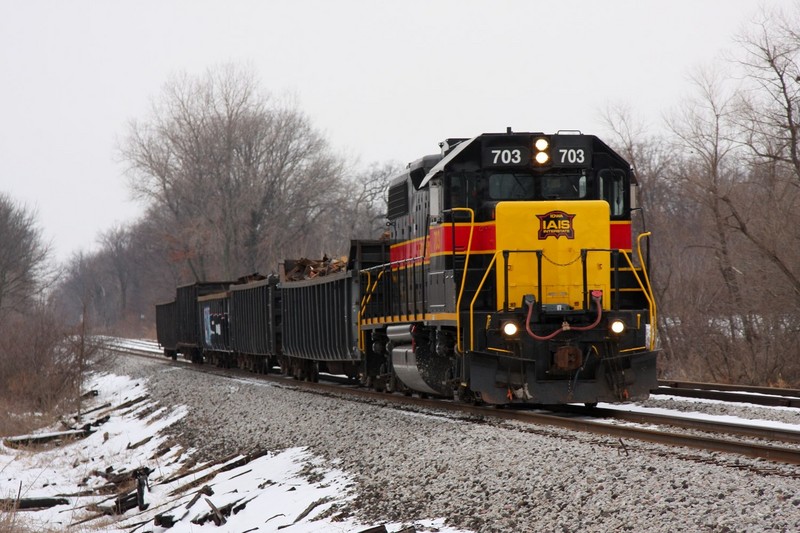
(282, 256, 348, 282)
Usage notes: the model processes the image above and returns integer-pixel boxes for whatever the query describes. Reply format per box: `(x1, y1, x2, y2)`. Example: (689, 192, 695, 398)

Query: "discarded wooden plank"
(228, 468, 252, 480)
(64, 401, 111, 422)
(231, 495, 257, 515)
(204, 497, 227, 526)
(277, 497, 333, 529)
(293, 497, 333, 523)
(0, 497, 69, 510)
(154, 513, 176, 527)
(98, 395, 149, 417)
(168, 450, 270, 497)
(3, 428, 93, 448)
(189, 497, 243, 526)
(356, 526, 388, 533)
(127, 435, 153, 449)
(184, 485, 214, 509)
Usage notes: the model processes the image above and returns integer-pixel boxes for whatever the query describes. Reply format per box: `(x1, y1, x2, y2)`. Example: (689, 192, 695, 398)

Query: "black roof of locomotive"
(389, 132, 635, 191)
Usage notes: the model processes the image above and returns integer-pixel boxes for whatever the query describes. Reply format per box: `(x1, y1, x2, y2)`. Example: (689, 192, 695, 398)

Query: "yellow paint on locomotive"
(494, 200, 611, 311)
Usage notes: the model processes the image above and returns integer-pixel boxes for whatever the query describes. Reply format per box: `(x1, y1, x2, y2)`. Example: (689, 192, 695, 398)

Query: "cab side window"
(599, 169, 626, 217)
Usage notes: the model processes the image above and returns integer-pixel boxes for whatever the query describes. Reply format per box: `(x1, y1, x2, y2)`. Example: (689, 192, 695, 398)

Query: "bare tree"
(602, 105, 683, 372)
(0, 193, 50, 315)
(730, 6, 800, 298)
(121, 65, 347, 281)
(305, 160, 399, 257)
(734, 3, 800, 181)
(98, 225, 134, 320)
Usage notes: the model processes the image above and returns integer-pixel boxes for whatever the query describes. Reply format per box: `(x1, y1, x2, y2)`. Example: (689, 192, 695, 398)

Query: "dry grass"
(0, 401, 60, 439)
(0, 308, 112, 531)
(0, 308, 80, 437)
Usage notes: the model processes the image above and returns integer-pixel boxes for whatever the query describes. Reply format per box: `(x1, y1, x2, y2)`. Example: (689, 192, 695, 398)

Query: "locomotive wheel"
(455, 385, 481, 405)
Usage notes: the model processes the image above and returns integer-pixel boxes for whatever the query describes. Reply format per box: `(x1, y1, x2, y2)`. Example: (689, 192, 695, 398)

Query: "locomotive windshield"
(445, 169, 627, 219)
(448, 172, 590, 204)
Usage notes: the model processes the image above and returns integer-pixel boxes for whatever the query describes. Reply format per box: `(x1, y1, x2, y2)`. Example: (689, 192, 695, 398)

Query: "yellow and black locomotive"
(359, 130, 658, 404)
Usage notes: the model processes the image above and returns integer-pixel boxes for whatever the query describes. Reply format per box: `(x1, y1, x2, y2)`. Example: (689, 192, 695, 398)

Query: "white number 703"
(558, 148, 585, 164)
(491, 149, 522, 164)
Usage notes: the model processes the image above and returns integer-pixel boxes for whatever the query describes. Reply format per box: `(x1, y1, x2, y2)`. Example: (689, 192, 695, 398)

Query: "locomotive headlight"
(502, 321, 520, 338)
(533, 137, 550, 165)
(610, 319, 626, 335)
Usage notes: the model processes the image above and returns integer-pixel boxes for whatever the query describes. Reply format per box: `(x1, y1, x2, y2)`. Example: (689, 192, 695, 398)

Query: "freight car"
(156, 130, 659, 406)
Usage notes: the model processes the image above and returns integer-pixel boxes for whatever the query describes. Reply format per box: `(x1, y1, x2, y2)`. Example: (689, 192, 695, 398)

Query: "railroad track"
(95, 338, 171, 361)
(653, 379, 800, 408)
(110, 341, 800, 468)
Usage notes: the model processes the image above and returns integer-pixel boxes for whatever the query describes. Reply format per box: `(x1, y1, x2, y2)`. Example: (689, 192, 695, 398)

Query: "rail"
(357, 255, 425, 352)
(619, 231, 657, 350)
(449, 208, 475, 354)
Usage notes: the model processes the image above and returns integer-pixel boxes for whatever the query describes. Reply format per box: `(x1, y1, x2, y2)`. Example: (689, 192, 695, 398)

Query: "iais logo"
(536, 211, 576, 240)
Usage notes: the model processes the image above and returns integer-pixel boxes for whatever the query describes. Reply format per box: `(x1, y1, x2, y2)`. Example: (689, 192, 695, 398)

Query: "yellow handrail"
(357, 269, 385, 352)
(619, 232, 657, 351)
(452, 208, 475, 354)
(636, 232, 657, 350)
(468, 251, 501, 351)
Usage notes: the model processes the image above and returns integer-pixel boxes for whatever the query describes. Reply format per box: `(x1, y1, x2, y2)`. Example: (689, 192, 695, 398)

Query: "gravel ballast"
(113, 355, 800, 532)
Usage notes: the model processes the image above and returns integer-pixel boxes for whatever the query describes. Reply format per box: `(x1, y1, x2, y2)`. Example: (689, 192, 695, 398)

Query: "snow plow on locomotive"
(156, 130, 659, 406)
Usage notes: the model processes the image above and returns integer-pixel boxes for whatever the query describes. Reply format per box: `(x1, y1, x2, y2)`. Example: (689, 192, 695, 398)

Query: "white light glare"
(502, 322, 519, 337)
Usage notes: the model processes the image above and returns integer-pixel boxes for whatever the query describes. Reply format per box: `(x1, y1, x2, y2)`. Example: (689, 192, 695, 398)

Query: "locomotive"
(156, 130, 658, 405)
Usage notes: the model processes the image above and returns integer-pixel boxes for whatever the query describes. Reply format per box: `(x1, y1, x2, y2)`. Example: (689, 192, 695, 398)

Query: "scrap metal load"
(282, 256, 348, 281)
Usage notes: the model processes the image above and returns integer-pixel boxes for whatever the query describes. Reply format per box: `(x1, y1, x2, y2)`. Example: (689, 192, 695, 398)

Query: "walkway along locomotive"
(156, 130, 659, 405)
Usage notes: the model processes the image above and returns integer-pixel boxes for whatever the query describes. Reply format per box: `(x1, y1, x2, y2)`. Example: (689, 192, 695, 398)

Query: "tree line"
(605, 4, 800, 385)
(3, 4, 800, 396)
(52, 65, 397, 335)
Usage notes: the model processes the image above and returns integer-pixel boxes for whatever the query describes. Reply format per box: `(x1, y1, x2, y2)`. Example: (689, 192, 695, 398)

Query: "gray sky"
(0, 0, 777, 262)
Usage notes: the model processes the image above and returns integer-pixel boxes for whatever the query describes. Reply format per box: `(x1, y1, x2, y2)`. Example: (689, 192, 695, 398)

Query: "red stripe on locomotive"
(390, 221, 633, 263)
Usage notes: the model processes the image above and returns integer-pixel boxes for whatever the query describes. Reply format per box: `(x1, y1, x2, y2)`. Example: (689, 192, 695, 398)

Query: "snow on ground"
(0, 372, 470, 532)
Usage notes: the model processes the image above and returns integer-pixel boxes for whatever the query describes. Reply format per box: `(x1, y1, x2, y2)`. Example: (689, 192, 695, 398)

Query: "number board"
(482, 146, 531, 168)
(550, 136, 593, 168)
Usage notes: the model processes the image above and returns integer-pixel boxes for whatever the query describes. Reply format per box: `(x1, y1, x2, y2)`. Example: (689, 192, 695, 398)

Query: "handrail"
(636, 232, 657, 350)
(360, 255, 425, 273)
(357, 269, 385, 352)
(357, 254, 427, 352)
(357, 270, 372, 352)
(451, 208, 475, 354)
(619, 232, 657, 350)
(468, 251, 501, 351)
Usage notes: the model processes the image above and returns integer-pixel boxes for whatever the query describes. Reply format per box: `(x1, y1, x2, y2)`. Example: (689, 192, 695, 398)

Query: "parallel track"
(112, 342, 800, 467)
(654, 380, 800, 408)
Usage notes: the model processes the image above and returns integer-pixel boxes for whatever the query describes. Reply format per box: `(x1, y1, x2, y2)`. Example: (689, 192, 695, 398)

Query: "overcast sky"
(0, 0, 781, 262)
